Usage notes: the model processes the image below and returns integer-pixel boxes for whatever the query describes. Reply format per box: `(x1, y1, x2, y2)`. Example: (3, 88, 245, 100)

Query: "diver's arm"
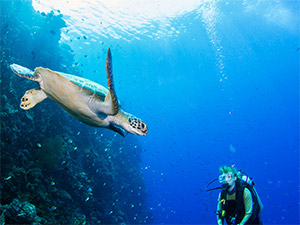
(217, 193, 224, 225)
(239, 188, 253, 225)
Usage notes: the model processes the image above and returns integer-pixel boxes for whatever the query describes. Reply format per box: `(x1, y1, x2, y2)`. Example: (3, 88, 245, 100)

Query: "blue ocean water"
(2, 0, 299, 224)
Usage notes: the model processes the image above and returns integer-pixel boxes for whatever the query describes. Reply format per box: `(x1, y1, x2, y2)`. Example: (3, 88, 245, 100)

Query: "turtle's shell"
(36, 67, 109, 102)
(36, 67, 111, 126)
(58, 71, 109, 101)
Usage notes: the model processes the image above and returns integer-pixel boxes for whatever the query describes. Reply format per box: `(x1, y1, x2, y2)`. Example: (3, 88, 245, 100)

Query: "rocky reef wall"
(0, 0, 152, 224)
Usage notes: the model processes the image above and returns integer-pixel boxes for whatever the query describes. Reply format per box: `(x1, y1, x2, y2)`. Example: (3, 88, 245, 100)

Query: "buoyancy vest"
(219, 179, 260, 225)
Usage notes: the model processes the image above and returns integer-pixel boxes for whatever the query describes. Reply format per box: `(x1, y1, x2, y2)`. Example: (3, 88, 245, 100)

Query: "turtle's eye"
(139, 122, 148, 134)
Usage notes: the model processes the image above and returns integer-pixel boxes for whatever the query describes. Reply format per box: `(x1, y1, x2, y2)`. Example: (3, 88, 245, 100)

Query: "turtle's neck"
(112, 110, 128, 126)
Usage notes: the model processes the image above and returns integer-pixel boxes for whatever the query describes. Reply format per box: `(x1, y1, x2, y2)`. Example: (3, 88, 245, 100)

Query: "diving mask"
(218, 173, 234, 184)
(205, 174, 232, 192)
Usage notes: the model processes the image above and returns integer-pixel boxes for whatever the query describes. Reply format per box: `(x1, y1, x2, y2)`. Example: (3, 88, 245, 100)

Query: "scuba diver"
(206, 166, 263, 225)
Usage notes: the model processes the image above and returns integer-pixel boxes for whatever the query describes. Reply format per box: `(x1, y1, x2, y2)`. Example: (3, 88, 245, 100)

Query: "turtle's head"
(128, 115, 148, 136)
(116, 111, 148, 136)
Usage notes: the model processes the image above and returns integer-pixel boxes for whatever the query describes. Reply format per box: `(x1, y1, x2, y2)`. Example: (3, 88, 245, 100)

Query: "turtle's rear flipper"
(10, 64, 40, 82)
(20, 88, 47, 110)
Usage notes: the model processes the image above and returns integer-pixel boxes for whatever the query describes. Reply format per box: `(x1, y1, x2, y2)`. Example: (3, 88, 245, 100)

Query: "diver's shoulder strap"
(232, 179, 245, 218)
(221, 189, 227, 200)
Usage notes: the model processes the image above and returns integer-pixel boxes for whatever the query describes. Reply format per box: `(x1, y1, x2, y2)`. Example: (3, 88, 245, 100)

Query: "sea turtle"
(10, 48, 148, 137)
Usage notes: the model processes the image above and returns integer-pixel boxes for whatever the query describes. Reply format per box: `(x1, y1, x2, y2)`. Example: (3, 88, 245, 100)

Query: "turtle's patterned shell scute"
(58, 71, 109, 101)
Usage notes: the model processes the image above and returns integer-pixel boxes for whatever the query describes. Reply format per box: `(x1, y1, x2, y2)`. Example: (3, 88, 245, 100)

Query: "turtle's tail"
(10, 64, 39, 81)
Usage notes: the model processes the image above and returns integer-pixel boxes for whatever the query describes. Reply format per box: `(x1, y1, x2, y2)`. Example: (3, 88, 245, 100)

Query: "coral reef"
(0, 199, 44, 224)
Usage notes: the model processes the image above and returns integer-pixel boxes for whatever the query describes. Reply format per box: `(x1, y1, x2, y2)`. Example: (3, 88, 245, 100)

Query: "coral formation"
(1, 199, 43, 224)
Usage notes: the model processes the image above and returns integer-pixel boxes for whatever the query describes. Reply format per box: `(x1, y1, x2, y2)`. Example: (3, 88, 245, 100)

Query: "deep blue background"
(84, 4, 299, 224)
(22, 0, 300, 224)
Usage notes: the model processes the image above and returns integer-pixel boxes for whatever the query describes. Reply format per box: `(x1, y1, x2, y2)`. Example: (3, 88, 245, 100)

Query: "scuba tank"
(238, 170, 255, 186)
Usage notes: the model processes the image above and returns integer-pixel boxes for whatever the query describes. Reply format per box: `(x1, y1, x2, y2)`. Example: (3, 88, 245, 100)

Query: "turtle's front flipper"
(20, 88, 47, 110)
(104, 48, 119, 115)
(109, 124, 127, 137)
